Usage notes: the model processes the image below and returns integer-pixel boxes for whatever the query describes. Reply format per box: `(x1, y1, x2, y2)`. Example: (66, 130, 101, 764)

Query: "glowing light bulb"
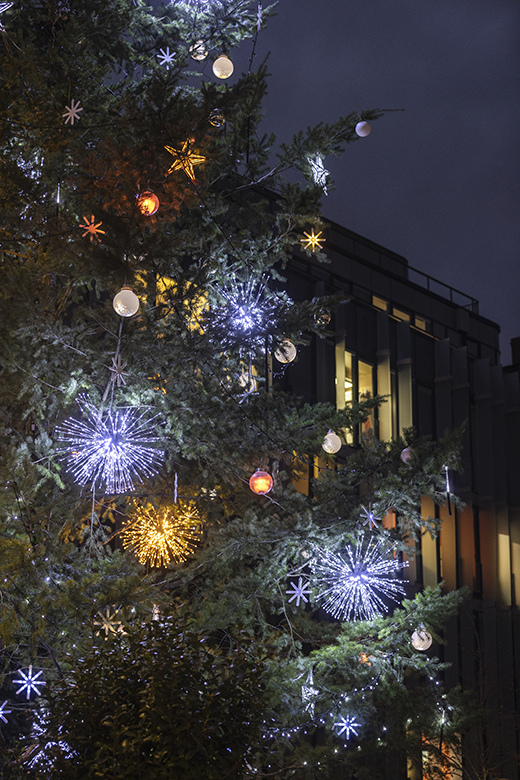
(322, 430, 342, 454)
(136, 191, 159, 216)
(212, 54, 234, 79)
(274, 339, 297, 364)
(113, 286, 140, 317)
(249, 469, 273, 495)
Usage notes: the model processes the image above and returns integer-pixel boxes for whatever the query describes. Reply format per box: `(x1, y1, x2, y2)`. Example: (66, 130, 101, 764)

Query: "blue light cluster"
(314, 536, 407, 621)
(56, 394, 163, 494)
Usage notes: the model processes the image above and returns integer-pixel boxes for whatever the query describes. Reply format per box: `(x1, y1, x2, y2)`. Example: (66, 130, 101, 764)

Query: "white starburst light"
(307, 155, 329, 195)
(62, 98, 83, 125)
(286, 576, 311, 607)
(334, 715, 360, 739)
(314, 536, 407, 621)
(0, 3, 13, 31)
(157, 47, 175, 68)
(360, 504, 380, 530)
(0, 700, 11, 723)
(14, 665, 45, 700)
(56, 394, 163, 494)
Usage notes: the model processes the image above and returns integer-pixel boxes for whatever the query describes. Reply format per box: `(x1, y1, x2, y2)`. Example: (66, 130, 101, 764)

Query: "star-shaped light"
(62, 98, 83, 126)
(0, 700, 11, 723)
(164, 140, 207, 183)
(14, 665, 45, 700)
(0, 2, 13, 31)
(360, 504, 380, 530)
(307, 155, 329, 195)
(157, 46, 175, 68)
(286, 576, 311, 607)
(334, 715, 360, 739)
(80, 215, 105, 242)
(105, 355, 129, 388)
(300, 229, 325, 252)
(93, 606, 125, 637)
(301, 670, 319, 717)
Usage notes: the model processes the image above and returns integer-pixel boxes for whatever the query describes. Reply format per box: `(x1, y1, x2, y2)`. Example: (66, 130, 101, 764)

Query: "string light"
(56, 394, 163, 494)
(314, 536, 407, 621)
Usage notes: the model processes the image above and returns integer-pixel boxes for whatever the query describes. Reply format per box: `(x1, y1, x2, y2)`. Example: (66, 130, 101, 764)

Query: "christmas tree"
(0, 1, 473, 777)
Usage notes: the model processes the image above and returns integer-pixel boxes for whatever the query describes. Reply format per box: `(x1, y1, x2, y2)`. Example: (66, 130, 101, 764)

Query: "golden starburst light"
(300, 229, 324, 251)
(164, 140, 207, 183)
(121, 502, 202, 567)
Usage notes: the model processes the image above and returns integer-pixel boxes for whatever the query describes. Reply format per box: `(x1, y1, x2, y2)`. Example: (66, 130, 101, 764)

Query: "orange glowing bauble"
(137, 191, 159, 216)
(249, 469, 273, 495)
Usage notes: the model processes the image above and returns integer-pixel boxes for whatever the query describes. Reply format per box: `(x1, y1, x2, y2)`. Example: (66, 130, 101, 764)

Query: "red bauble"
(249, 469, 273, 495)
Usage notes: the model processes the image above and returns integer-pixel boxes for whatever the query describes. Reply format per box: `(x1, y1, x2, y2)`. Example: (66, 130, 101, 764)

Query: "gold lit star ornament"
(164, 140, 207, 183)
(300, 229, 325, 251)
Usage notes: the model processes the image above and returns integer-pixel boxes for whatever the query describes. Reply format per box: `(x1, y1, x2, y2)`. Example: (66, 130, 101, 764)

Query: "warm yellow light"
(249, 469, 273, 495)
(212, 54, 234, 79)
(300, 229, 325, 251)
(137, 191, 159, 216)
(121, 503, 202, 567)
(164, 140, 207, 183)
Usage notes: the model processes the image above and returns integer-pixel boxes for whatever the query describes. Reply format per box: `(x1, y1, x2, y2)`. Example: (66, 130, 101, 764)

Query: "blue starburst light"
(56, 394, 163, 494)
(0, 700, 11, 723)
(14, 665, 45, 700)
(314, 536, 407, 621)
(334, 715, 360, 740)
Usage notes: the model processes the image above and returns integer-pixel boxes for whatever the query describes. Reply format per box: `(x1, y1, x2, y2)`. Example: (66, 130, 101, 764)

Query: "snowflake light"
(286, 576, 311, 607)
(121, 502, 202, 567)
(56, 394, 163, 494)
(165, 140, 207, 183)
(334, 715, 360, 740)
(307, 155, 329, 195)
(93, 606, 126, 637)
(62, 98, 83, 126)
(300, 229, 324, 251)
(157, 47, 175, 68)
(80, 214, 105, 242)
(0, 700, 11, 723)
(0, 2, 13, 30)
(301, 670, 319, 717)
(14, 665, 45, 700)
(360, 504, 380, 530)
(314, 536, 407, 621)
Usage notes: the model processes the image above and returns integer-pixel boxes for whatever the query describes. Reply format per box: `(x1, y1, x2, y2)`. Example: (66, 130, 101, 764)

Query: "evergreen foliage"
(0, 0, 475, 776)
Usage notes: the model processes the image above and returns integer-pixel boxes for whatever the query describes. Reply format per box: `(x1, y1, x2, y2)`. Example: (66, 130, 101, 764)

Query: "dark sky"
(239, 0, 520, 360)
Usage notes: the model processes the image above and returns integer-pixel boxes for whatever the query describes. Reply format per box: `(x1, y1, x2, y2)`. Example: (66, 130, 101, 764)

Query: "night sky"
(237, 0, 520, 360)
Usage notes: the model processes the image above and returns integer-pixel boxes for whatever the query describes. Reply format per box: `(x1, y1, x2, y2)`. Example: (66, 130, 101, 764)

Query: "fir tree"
(0, 1, 474, 777)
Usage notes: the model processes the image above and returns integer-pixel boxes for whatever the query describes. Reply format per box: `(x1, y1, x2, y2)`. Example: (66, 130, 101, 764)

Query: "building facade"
(282, 218, 520, 779)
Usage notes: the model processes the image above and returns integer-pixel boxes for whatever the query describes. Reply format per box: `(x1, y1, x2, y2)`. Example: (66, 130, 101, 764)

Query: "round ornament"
(189, 40, 207, 61)
(136, 191, 159, 216)
(400, 446, 414, 464)
(212, 54, 234, 79)
(249, 469, 273, 495)
(274, 339, 297, 364)
(355, 121, 371, 137)
(411, 627, 433, 651)
(113, 286, 140, 317)
(322, 430, 342, 454)
(315, 307, 331, 326)
(209, 108, 226, 128)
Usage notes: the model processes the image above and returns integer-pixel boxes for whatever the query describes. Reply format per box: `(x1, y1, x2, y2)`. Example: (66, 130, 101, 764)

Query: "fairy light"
(56, 394, 163, 494)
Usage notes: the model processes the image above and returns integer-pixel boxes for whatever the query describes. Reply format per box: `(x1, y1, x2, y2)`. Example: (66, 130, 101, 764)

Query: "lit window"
(358, 360, 374, 437)
(392, 307, 410, 322)
(372, 295, 388, 311)
(414, 315, 430, 332)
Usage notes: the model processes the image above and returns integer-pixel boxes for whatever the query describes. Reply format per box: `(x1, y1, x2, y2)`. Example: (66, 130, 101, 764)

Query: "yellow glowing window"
(372, 295, 388, 311)
(414, 315, 429, 331)
(392, 307, 410, 322)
